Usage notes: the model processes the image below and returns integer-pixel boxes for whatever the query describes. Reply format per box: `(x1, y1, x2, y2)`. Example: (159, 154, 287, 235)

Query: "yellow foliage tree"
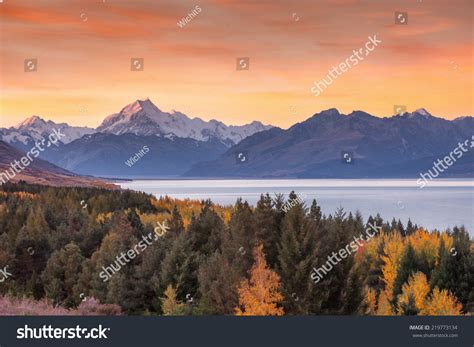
(397, 272, 430, 313)
(364, 287, 377, 315)
(375, 291, 393, 316)
(160, 284, 185, 316)
(407, 229, 452, 269)
(145, 196, 232, 228)
(381, 231, 405, 301)
(235, 244, 284, 316)
(420, 288, 462, 316)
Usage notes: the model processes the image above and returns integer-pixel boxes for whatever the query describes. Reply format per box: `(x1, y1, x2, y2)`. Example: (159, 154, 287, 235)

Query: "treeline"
(0, 182, 472, 315)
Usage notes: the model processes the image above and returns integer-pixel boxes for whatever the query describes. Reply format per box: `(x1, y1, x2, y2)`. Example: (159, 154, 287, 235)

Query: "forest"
(0, 181, 472, 316)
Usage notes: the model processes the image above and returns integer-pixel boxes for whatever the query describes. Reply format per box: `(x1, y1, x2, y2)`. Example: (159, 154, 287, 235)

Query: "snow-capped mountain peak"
(1, 116, 95, 147)
(413, 108, 433, 117)
(122, 98, 161, 117)
(97, 98, 273, 146)
(16, 115, 46, 128)
(3, 98, 273, 150)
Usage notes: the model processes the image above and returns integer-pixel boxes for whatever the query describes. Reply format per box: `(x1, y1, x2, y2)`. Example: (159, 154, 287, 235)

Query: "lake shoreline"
(119, 179, 474, 235)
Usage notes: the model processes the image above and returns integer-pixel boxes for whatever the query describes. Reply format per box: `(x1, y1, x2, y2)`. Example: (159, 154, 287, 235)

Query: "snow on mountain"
(412, 108, 432, 117)
(1, 116, 95, 146)
(97, 99, 273, 146)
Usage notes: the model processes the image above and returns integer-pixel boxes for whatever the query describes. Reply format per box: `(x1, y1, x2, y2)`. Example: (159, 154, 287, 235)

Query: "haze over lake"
(119, 179, 474, 235)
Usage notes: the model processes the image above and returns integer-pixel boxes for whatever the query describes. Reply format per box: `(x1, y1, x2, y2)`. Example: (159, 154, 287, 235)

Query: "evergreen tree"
(315, 208, 358, 314)
(188, 200, 224, 257)
(399, 293, 419, 315)
(42, 242, 84, 307)
(254, 194, 279, 267)
(430, 228, 474, 310)
(277, 198, 318, 314)
(160, 232, 197, 301)
(198, 251, 242, 314)
(406, 219, 416, 235)
(197, 200, 257, 314)
(341, 266, 365, 314)
(392, 244, 418, 303)
(169, 205, 185, 237)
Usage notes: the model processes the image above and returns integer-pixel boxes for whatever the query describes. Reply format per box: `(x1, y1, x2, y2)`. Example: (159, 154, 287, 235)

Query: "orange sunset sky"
(0, 0, 472, 129)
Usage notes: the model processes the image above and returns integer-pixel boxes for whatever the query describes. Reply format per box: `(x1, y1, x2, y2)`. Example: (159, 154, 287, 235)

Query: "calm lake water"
(119, 179, 474, 236)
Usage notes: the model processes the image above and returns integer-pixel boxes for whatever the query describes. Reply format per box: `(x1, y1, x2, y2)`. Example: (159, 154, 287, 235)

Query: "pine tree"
(365, 240, 386, 294)
(160, 232, 197, 301)
(277, 198, 318, 314)
(188, 200, 224, 257)
(341, 265, 365, 314)
(13, 208, 52, 286)
(397, 220, 404, 235)
(42, 242, 84, 307)
(406, 219, 415, 235)
(254, 194, 279, 267)
(225, 199, 257, 272)
(399, 293, 419, 315)
(198, 251, 242, 314)
(309, 199, 322, 224)
(315, 208, 359, 314)
(392, 244, 418, 302)
(169, 205, 185, 237)
(430, 228, 473, 310)
(197, 200, 256, 314)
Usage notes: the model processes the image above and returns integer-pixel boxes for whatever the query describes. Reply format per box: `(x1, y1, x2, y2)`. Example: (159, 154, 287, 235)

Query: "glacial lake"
(118, 179, 474, 236)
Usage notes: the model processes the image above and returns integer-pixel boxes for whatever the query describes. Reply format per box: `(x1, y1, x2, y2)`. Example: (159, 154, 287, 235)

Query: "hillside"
(0, 141, 115, 188)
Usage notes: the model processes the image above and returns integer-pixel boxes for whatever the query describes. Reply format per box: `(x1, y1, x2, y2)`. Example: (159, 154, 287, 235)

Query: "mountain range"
(1, 100, 472, 180)
(0, 116, 95, 152)
(186, 108, 474, 178)
(0, 99, 272, 178)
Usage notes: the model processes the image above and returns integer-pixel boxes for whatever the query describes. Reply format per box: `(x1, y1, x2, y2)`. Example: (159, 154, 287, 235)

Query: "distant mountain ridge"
(1, 103, 472, 179)
(0, 116, 95, 152)
(185, 108, 474, 178)
(40, 133, 228, 178)
(0, 98, 273, 177)
(1, 99, 272, 150)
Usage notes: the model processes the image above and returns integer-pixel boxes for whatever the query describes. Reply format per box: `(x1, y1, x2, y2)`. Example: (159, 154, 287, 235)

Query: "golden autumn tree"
(160, 284, 185, 316)
(396, 272, 462, 316)
(364, 287, 378, 315)
(375, 291, 393, 316)
(235, 244, 284, 316)
(407, 229, 452, 270)
(381, 231, 405, 301)
(397, 272, 430, 313)
(420, 288, 462, 316)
